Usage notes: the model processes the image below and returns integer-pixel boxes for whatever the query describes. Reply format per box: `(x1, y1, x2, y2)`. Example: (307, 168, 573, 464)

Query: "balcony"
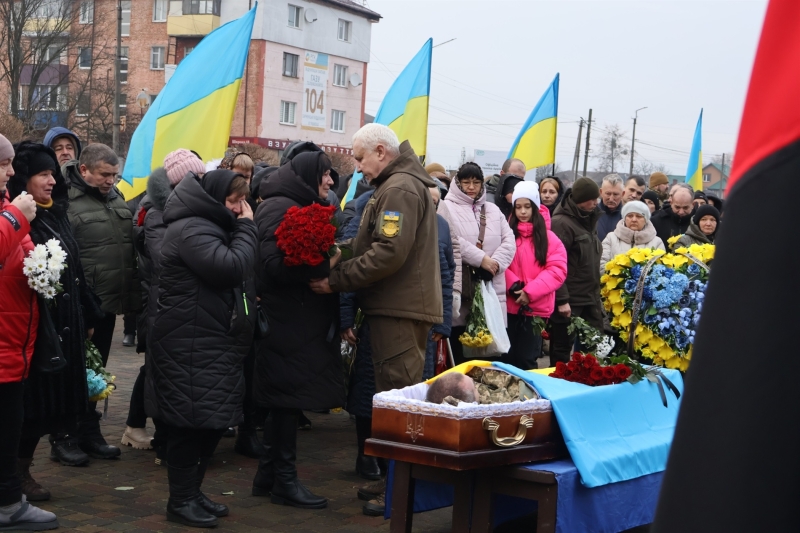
(167, 14, 220, 36)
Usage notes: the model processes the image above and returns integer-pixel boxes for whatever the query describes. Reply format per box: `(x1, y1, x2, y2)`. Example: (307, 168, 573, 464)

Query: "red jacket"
(0, 192, 38, 383)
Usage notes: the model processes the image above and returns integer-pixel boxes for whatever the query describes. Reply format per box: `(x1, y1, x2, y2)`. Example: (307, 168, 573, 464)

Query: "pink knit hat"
(164, 149, 205, 185)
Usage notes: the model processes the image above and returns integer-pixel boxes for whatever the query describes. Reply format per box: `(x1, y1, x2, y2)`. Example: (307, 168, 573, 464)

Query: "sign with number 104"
(302, 51, 328, 132)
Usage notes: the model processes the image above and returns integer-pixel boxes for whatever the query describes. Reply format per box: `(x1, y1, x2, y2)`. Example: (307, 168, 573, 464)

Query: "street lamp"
(136, 89, 150, 115)
(629, 107, 647, 175)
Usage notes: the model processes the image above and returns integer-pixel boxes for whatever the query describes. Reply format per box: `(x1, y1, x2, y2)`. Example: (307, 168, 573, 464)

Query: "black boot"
(252, 414, 274, 497)
(77, 409, 121, 460)
(197, 458, 228, 517)
(49, 436, 90, 466)
(165, 464, 218, 528)
(268, 409, 327, 509)
(234, 430, 266, 459)
(355, 416, 381, 480)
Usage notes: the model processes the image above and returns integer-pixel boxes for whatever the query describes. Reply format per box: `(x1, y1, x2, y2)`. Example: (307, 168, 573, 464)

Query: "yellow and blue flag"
(685, 109, 703, 191)
(119, 6, 256, 199)
(341, 38, 432, 207)
(508, 73, 559, 170)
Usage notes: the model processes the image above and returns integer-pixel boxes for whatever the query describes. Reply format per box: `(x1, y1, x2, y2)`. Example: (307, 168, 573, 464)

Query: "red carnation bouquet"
(550, 352, 632, 386)
(275, 203, 338, 266)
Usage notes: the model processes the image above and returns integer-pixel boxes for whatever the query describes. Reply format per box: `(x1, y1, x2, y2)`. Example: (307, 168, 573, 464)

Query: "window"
(282, 52, 298, 78)
(279, 101, 296, 125)
(288, 4, 301, 28)
(153, 0, 167, 21)
(333, 64, 348, 87)
(121, 1, 131, 36)
(331, 110, 345, 133)
(41, 45, 63, 64)
(150, 46, 165, 70)
(119, 47, 128, 84)
(76, 94, 90, 116)
(337, 19, 351, 42)
(702, 173, 711, 183)
(79, 0, 94, 23)
(35, 0, 65, 18)
(182, 0, 221, 15)
(20, 85, 66, 111)
(78, 47, 91, 69)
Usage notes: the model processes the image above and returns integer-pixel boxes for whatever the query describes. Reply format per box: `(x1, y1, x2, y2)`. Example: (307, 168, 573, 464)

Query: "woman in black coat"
(147, 169, 257, 528)
(8, 142, 103, 498)
(251, 151, 343, 509)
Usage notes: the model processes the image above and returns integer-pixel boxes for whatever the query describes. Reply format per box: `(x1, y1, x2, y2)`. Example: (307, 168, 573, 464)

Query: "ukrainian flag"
(685, 109, 703, 191)
(508, 73, 559, 170)
(341, 38, 432, 207)
(119, 6, 256, 199)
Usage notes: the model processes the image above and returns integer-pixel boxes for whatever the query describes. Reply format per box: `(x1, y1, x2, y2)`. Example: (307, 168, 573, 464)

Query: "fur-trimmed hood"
(146, 167, 172, 211)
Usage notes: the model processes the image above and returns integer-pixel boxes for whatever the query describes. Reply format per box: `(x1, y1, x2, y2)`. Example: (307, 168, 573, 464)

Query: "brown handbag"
(461, 205, 492, 308)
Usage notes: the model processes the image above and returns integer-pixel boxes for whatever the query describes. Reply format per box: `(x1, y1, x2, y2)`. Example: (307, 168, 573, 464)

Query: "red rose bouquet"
(549, 352, 632, 386)
(275, 203, 338, 266)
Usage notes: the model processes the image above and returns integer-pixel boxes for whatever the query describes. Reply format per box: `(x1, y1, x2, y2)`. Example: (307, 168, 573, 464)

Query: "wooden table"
(365, 438, 564, 533)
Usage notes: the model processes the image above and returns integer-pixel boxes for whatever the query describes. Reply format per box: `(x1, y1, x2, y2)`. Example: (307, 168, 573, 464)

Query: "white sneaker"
(0, 495, 58, 530)
(121, 426, 153, 450)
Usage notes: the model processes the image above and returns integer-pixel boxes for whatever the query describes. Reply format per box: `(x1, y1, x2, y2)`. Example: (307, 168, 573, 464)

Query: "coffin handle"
(482, 415, 534, 447)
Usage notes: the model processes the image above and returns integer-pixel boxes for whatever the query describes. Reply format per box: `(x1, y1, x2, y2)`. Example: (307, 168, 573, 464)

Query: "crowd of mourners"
(0, 123, 721, 530)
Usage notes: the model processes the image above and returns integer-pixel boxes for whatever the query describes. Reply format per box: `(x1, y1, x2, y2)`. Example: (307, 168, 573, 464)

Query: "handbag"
(253, 302, 270, 339)
(31, 297, 67, 374)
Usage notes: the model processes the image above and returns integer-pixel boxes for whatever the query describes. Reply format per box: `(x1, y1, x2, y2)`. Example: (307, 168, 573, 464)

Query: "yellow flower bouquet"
(601, 244, 715, 371)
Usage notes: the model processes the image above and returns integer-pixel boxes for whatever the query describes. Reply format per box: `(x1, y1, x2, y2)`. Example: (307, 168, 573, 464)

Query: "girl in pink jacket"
(504, 181, 567, 370)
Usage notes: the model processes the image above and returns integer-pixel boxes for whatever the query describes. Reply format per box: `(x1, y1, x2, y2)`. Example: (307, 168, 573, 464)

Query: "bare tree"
(535, 162, 562, 180)
(710, 153, 733, 173)
(634, 160, 670, 178)
(593, 124, 628, 173)
(0, 0, 115, 138)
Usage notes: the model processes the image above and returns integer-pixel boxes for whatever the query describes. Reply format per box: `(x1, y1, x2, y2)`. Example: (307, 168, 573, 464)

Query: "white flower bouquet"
(22, 238, 66, 299)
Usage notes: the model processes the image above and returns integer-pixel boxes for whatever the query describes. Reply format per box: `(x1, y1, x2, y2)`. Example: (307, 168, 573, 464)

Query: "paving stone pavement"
(27, 322, 456, 533)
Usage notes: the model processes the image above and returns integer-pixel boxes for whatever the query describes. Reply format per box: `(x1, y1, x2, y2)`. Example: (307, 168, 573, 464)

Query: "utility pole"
(629, 107, 647, 175)
(610, 138, 616, 173)
(112, 0, 122, 154)
(582, 109, 592, 177)
(720, 153, 726, 197)
(572, 118, 584, 181)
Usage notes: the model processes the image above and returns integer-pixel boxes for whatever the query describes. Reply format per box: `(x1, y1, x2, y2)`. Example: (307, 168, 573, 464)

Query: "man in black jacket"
(651, 183, 695, 246)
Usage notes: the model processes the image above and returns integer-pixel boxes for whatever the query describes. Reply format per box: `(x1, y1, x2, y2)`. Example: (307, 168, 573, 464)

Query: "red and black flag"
(653, 1, 800, 531)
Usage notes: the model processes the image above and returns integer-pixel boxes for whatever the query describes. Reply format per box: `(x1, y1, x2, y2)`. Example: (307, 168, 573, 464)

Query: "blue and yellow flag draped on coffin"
(118, 6, 256, 199)
(685, 109, 704, 191)
(508, 73, 559, 170)
(341, 38, 432, 207)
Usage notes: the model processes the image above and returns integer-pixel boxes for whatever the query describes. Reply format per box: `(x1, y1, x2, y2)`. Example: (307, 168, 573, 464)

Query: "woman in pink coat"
(504, 181, 567, 370)
(437, 163, 516, 365)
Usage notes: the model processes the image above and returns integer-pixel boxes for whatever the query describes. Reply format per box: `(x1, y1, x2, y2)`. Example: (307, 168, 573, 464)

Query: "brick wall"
(230, 40, 266, 138)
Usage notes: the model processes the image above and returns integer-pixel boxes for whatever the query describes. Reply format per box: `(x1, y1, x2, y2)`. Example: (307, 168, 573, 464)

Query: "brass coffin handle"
(482, 415, 534, 448)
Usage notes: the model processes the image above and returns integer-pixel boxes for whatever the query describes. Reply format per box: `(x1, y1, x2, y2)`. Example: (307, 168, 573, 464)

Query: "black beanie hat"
(693, 204, 720, 226)
(501, 175, 523, 197)
(642, 190, 661, 210)
(694, 190, 708, 202)
(571, 177, 600, 204)
(27, 149, 57, 178)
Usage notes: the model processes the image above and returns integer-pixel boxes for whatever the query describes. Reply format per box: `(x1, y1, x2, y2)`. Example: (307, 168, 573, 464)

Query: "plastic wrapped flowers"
(459, 283, 493, 348)
(601, 244, 714, 371)
(85, 340, 115, 402)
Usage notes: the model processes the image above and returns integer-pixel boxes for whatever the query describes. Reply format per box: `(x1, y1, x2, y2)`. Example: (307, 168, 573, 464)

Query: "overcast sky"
(362, 0, 768, 175)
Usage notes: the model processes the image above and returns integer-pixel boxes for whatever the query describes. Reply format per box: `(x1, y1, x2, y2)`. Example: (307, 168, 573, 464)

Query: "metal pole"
(629, 107, 647, 175)
(582, 109, 592, 177)
(112, 0, 121, 153)
(611, 138, 616, 173)
(720, 153, 726, 197)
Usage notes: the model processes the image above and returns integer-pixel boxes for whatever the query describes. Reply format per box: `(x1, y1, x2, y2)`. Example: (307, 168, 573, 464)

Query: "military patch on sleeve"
(380, 211, 403, 238)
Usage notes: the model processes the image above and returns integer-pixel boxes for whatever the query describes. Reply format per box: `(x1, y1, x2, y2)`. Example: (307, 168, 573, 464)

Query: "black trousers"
(548, 302, 604, 364)
(126, 366, 148, 428)
(450, 326, 468, 366)
(92, 312, 117, 367)
(0, 382, 24, 506)
(502, 314, 542, 370)
(166, 426, 224, 469)
(123, 313, 137, 336)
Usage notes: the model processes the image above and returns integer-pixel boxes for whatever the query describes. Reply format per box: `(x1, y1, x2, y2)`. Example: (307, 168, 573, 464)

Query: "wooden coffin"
(367, 381, 565, 470)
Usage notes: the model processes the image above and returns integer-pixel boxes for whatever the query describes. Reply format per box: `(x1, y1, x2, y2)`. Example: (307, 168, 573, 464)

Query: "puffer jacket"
(672, 220, 714, 250)
(253, 159, 344, 410)
(0, 192, 38, 383)
(146, 172, 257, 429)
(600, 219, 665, 274)
(551, 189, 602, 307)
(505, 205, 567, 317)
(66, 163, 141, 315)
(596, 200, 622, 243)
(328, 141, 443, 324)
(438, 178, 516, 326)
(652, 204, 694, 246)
